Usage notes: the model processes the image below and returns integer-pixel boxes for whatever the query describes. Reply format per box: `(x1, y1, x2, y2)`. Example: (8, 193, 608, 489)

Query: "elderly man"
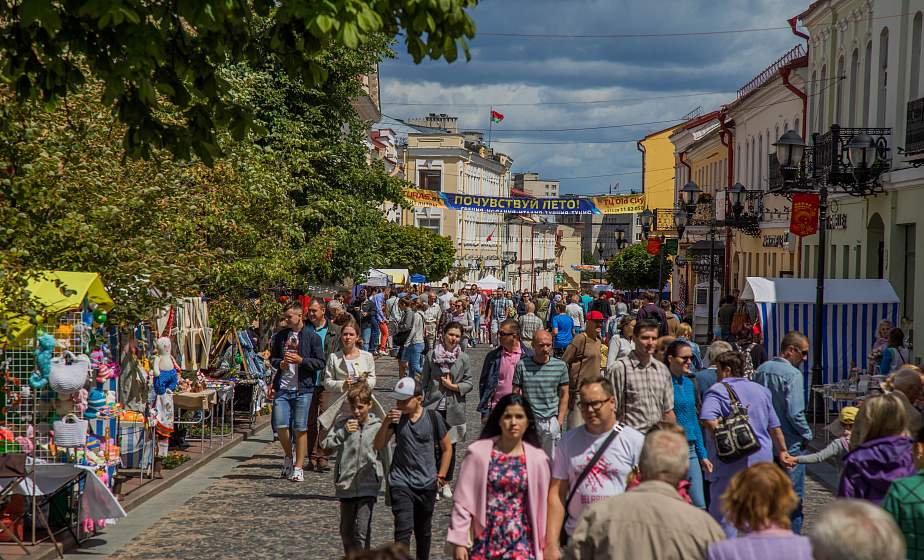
(567, 429, 724, 559)
(513, 330, 569, 458)
(477, 319, 532, 416)
(809, 499, 905, 560)
(518, 301, 544, 345)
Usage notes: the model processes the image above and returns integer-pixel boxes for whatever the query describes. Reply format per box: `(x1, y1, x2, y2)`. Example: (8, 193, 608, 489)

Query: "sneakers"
(441, 484, 453, 499)
(290, 467, 304, 482)
(281, 456, 293, 479)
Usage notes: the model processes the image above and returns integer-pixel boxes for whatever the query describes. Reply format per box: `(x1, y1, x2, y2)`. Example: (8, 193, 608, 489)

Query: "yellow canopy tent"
(3, 271, 115, 344)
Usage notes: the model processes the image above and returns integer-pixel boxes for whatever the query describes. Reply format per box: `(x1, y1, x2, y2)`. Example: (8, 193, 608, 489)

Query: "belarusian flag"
(490, 110, 504, 124)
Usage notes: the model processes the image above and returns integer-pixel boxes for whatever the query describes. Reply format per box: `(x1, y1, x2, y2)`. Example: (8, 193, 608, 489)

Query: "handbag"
(560, 424, 622, 546)
(52, 414, 89, 448)
(713, 382, 761, 463)
(49, 351, 91, 394)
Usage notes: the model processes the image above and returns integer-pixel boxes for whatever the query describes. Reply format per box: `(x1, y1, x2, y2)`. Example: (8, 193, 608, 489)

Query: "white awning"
(741, 277, 899, 304)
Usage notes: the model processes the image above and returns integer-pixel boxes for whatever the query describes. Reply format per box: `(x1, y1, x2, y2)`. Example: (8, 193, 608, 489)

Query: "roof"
(798, 0, 828, 20)
(732, 45, 806, 104)
(641, 123, 682, 141)
(742, 277, 900, 304)
(682, 111, 722, 131)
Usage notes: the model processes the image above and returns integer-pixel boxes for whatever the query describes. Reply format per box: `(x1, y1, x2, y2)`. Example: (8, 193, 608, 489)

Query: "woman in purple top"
(838, 393, 915, 505)
(700, 351, 796, 536)
(707, 462, 812, 560)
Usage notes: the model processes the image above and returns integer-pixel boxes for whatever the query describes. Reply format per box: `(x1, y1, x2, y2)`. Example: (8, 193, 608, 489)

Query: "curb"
(25, 415, 271, 560)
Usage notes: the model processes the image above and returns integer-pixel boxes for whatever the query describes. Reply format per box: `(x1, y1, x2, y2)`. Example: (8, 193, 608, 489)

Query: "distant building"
(513, 172, 560, 198)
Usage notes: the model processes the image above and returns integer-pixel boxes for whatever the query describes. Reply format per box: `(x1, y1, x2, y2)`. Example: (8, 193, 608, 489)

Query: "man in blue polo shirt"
(752, 330, 812, 534)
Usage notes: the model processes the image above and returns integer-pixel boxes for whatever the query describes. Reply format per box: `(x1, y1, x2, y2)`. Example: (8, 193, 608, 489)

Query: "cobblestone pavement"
(111, 345, 834, 559)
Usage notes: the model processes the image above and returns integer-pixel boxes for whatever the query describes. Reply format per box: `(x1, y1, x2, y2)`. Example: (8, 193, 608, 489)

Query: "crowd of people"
(264, 285, 923, 560)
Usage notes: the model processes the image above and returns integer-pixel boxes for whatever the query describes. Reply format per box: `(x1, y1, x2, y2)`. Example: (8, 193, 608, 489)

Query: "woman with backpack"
(734, 328, 768, 379)
(699, 351, 796, 536)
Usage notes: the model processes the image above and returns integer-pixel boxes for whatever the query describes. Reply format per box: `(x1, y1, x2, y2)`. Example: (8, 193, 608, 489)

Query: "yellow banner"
(404, 188, 446, 208)
(590, 194, 646, 214)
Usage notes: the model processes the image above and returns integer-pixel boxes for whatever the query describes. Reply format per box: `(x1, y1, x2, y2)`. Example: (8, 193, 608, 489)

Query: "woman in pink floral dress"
(446, 393, 552, 559)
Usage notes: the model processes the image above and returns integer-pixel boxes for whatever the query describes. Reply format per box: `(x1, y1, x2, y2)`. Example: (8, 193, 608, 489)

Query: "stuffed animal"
(30, 333, 56, 390)
(84, 389, 106, 419)
(71, 388, 88, 414)
(153, 337, 178, 395)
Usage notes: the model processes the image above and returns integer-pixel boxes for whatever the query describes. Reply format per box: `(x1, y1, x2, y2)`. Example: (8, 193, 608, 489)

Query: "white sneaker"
(441, 484, 453, 499)
(281, 456, 293, 478)
(290, 467, 304, 482)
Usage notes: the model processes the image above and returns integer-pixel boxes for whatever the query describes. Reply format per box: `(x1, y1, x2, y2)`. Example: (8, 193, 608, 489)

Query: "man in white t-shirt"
(566, 294, 586, 334)
(545, 375, 644, 560)
(437, 283, 454, 312)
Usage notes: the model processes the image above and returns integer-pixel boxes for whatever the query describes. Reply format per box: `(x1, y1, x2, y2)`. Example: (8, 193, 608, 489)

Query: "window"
(418, 169, 442, 191)
(863, 41, 873, 126)
(744, 141, 750, 185)
(904, 224, 916, 319)
(877, 28, 889, 126)
(830, 244, 838, 278)
(912, 13, 922, 100)
(810, 70, 817, 133)
(417, 217, 441, 234)
(751, 138, 756, 188)
(818, 65, 827, 131)
(736, 144, 741, 182)
(843, 245, 850, 278)
(795, 117, 800, 135)
(758, 135, 763, 188)
(855, 244, 862, 279)
(835, 55, 845, 124)
(849, 49, 859, 127)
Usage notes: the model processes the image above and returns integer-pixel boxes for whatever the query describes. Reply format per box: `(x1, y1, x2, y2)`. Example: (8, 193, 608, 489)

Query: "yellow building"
(638, 125, 681, 211)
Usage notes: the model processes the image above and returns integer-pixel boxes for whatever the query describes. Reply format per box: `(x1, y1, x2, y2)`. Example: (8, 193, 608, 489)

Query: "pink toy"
(72, 388, 88, 414)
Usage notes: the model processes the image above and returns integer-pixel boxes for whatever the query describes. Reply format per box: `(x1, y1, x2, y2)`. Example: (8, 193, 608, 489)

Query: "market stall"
(475, 275, 506, 291)
(741, 276, 900, 384)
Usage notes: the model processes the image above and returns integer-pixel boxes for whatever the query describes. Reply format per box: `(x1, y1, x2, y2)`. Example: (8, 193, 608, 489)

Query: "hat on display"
(385, 377, 418, 400)
(87, 389, 106, 408)
(585, 310, 605, 322)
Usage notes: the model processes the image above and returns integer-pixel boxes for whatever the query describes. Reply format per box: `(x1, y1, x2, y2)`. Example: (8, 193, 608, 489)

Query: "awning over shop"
(476, 275, 505, 290)
(4, 271, 115, 343)
(742, 277, 899, 386)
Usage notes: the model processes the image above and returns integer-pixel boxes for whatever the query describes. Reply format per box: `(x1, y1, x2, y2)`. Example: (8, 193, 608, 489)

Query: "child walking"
(322, 382, 384, 555)
(795, 406, 857, 466)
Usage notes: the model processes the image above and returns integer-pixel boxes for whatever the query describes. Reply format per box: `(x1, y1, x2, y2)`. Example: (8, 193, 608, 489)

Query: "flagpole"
(488, 106, 493, 148)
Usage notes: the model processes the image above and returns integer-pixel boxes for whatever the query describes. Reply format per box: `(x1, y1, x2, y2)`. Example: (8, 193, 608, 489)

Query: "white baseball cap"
(385, 377, 418, 400)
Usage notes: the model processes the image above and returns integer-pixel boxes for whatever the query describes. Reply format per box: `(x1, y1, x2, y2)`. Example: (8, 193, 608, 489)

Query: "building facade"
(401, 115, 514, 287)
(513, 172, 560, 198)
(798, 0, 924, 357)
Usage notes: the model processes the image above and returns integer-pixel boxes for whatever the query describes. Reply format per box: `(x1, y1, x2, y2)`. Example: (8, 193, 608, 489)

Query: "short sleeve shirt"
(552, 424, 645, 535)
(513, 356, 570, 419)
(700, 377, 781, 473)
(551, 314, 575, 348)
(389, 410, 448, 490)
(607, 353, 674, 434)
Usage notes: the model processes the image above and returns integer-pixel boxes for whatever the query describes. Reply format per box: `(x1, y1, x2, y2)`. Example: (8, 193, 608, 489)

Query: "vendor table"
(206, 381, 235, 445)
(173, 389, 217, 451)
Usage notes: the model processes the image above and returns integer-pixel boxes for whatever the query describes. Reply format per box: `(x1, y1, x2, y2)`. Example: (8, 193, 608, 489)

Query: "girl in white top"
(320, 322, 382, 430)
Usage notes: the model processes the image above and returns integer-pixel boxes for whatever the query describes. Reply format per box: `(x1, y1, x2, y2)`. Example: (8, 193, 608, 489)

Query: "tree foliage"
(377, 223, 455, 281)
(606, 243, 676, 290)
(0, 1, 477, 162)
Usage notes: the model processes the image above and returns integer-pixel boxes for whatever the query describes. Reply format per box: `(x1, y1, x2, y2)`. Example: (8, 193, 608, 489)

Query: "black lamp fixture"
(615, 228, 628, 250)
(680, 180, 701, 216)
(773, 129, 806, 169)
(729, 182, 746, 219)
(673, 207, 689, 239)
(639, 208, 654, 240)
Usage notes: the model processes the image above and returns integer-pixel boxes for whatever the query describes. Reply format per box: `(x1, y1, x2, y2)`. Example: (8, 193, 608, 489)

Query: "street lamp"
(595, 239, 606, 284)
(615, 228, 628, 250)
(773, 125, 891, 389)
(680, 180, 701, 216)
(729, 182, 746, 220)
(640, 208, 654, 240)
(674, 207, 689, 240)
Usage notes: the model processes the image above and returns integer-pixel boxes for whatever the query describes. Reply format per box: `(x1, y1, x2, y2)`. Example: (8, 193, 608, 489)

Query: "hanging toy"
(82, 311, 94, 326)
(84, 389, 106, 419)
(72, 388, 88, 414)
(92, 308, 107, 325)
(152, 337, 178, 395)
(15, 426, 34, 454)
(30, 333, 56, 390)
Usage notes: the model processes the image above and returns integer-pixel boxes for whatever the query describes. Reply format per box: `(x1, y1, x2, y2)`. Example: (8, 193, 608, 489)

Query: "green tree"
(606, 242, 676, 290)
(377, 223, 455, 281)
(0, 1, 477, 161)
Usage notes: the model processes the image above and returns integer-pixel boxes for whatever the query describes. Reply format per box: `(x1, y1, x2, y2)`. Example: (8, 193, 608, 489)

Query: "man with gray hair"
(693, 340, 733, 403)
(518, 302, 544, 345)
(809, 499, 905, 560)
(567, 428, 724, 559)
(849, 366, 923, 450)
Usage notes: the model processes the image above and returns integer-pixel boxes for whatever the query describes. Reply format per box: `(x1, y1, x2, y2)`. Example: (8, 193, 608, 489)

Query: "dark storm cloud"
(380, 0, 810, 194)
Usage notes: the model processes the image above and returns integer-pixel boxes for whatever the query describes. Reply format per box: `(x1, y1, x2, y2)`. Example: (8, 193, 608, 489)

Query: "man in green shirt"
(513, 329, 570, 459)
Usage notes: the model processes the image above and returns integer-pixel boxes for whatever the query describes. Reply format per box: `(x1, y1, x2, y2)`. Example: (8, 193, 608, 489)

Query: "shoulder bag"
(713, 382, 761, 463)
(560, 424, 622, 546)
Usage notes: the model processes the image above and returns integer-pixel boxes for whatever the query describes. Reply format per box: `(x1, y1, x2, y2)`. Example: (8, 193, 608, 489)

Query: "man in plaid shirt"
(487, 288, 512, 345)
(518, 302, 544, 344)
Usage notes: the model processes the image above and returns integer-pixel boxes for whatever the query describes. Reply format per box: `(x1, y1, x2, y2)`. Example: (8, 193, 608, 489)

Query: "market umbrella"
(409, 273, 427, 284)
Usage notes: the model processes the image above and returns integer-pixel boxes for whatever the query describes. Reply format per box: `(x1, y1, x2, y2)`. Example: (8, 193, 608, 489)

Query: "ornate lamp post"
(772, 124, 891, 388)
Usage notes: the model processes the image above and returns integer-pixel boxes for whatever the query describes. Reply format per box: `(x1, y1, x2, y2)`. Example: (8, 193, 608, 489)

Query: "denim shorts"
(272, 390, 312, 432)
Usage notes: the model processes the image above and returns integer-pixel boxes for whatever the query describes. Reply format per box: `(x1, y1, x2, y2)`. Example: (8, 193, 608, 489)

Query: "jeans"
(401, 342, 425, 378)
(340, 496, 375, 554)
(788, 442, 806, 534)
(390, 486, 437, 560)
(361, 324, 373, 351)
(271, 390, 312, 432)
(535, 417, 562, 460)
(472, 315, 481, 344)
(687, 443, 706, 509)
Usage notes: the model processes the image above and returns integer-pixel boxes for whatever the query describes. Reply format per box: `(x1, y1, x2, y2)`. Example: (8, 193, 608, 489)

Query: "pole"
(812, 185, 829, 388)
(488, 106, 494, 148)
(657, 237, 664, 303)
(707, 223, 717, 344)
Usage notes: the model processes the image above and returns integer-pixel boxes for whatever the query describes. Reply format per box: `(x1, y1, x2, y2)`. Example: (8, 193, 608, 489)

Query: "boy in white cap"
(374, 377, 452, 560)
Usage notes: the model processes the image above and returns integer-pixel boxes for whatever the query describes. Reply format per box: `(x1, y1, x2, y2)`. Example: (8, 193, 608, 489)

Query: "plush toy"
(30, 333, 56, 390)
(72, 388, 88, 414)
(153, 337, 178, 395)
(96, 361, 119, 383)
(84, 389, 106, 419)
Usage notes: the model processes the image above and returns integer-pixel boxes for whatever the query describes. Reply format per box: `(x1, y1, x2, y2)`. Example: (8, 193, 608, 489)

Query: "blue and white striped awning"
(742, 277, 900, 386)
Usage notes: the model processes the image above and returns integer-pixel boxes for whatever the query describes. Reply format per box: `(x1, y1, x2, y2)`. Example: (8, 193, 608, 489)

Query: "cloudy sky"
(379, 0, 810, 195)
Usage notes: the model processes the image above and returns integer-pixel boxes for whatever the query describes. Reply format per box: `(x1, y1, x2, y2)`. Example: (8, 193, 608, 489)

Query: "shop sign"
(762, 233, 791, 248)
(826, 213, 847, 230)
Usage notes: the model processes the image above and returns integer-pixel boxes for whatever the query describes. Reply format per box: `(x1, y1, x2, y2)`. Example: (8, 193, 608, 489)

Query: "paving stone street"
(106, 346, 833, 559)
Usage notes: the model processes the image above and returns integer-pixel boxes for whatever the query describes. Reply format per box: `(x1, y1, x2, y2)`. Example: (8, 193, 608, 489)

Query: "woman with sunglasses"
(664, 340, 711, 509)
(447, 393, 551, 560)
